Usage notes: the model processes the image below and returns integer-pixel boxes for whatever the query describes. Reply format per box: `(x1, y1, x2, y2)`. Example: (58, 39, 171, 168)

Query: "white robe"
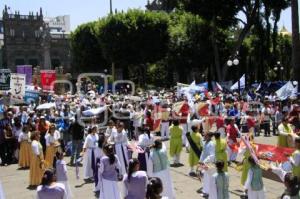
(138, 133, 154, 174)
(0, 181, 5, 199)
(199, 140, 215, 194)
(83, 134, 100, 179)
(109, 129, 129, 175)
(148, 144, 175, 199)
(244, 169, 265, 199)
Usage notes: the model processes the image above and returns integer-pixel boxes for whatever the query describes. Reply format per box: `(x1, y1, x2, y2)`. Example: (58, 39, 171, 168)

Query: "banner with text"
(24, 90, 39, 103)
(16, 65, 32, 85)
(10, 73, 26, 98)
(40, 70, 56, 91)
(0, 69, 11, 91)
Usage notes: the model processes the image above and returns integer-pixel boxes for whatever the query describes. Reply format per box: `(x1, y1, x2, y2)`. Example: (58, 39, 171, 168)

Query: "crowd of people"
(0, 83, 300, 199)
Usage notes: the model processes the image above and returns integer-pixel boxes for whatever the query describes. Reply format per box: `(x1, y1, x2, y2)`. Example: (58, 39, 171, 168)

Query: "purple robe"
(123, 171, 147, 199)
(36, 183, 66, 199)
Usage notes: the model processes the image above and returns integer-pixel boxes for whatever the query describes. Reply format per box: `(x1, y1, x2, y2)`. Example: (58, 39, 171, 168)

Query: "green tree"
(95, 10, 170, 86)
(167, 12, 213, 83)
(70, 22, 108, 73)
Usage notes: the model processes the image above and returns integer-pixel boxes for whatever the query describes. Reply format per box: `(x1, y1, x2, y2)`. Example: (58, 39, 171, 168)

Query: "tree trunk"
(272, 12, 280, 60)
(211, 15, 222, 82)
(264, 7, 271, 70)
(291, 0, 300, 84)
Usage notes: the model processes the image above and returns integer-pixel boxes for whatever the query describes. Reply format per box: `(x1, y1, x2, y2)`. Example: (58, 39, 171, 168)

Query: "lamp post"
(40, 22, 51, 70)
(109, 0, 113, 14)
(227, 53, 240, 94)
(274, 61, 284, 81)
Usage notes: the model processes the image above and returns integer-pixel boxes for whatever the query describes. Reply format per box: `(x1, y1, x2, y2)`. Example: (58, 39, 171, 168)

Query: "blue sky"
(1, 0, 292, 32)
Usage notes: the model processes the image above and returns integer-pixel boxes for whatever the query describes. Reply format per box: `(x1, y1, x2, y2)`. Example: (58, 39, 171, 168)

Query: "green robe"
(188, 132, 202, 167)
(213, 172, 229, 199)
(169, 125, 183, 157)
(278, 123, 293, 147)
(215, 138, 228, 172)
(241, 149, 251, 185)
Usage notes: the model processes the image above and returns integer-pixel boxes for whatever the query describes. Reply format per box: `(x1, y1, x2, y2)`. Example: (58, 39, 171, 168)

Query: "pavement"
(0, 134, 284, 199)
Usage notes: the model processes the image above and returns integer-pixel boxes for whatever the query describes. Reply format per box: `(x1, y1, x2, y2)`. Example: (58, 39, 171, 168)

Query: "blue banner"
(24, 90, 39, 103)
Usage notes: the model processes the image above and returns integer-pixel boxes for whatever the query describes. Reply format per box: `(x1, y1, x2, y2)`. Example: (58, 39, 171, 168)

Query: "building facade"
(2, 5, 71, 72)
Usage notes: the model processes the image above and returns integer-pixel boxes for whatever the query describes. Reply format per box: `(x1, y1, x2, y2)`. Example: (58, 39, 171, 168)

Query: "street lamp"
(227, 52, 240, 93)
(274, 61, 284, 80)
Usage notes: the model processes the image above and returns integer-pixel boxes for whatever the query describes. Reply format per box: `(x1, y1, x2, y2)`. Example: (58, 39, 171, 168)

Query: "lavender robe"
(123, 171, 147, 199)
(36, 183, 66, 199)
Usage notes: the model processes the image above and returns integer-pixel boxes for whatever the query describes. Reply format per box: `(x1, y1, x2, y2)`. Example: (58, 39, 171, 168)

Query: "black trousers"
(0, 143, 6, 165)
(262, 122, 270, 136)
(2, 139, 14, 164)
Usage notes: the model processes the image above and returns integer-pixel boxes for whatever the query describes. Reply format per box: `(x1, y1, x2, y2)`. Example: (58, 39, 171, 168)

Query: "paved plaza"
(1, 135, 284, 199)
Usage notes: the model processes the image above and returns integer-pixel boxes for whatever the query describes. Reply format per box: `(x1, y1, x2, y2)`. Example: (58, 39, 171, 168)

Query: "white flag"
(276, 81, 295, 100)
(216, 82, 223, 91)
(230, 74, 245, 90)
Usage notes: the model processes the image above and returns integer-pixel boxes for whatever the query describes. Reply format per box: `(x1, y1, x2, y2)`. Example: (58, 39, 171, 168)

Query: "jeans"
(70, 140, 83, 164)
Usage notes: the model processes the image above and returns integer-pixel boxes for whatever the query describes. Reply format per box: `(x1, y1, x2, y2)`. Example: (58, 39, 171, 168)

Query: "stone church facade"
(2, 5, 71, 72)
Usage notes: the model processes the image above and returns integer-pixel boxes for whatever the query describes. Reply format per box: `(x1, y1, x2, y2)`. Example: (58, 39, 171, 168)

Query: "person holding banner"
(278, 117, 295, 147)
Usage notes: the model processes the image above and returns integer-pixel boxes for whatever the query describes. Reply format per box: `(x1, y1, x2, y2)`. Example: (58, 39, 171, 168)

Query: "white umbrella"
(36, 103, 56, 110)
(128, 96, 142, 101)
(82, 106, 107, 116)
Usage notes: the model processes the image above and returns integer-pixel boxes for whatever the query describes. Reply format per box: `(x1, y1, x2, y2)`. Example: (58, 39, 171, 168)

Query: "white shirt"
(105, 127, 116, 137)
(18, 132, 30, 143)
(138, 133, 154, 148)
(200, 140, 215, 163)
(45, 130, 61, 147)
(83, 134, 99, 149)
(108, 129, 128, 145)
(31, 140, 40, 156)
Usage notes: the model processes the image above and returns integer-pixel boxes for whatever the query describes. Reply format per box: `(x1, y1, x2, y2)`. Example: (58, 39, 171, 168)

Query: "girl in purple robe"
(98, 144, 121, 199)
(146, 177, 168, 199)
(56, 151, 73, 199)
(123, 158, 148, 199)
(36, 169, 66, 199)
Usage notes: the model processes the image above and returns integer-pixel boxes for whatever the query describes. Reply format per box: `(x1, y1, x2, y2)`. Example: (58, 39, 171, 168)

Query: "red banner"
(256, 143, 295, 162)
(40, 70, 56, 91)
